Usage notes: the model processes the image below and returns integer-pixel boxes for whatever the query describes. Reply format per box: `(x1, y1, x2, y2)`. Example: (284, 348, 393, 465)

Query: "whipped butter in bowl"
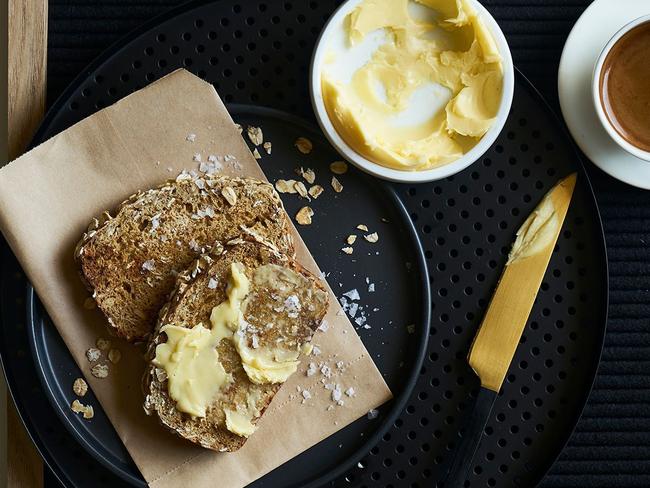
(311, 0, 514, 182)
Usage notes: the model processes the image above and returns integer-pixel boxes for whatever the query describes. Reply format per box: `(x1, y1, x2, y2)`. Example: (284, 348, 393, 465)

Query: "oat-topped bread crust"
(143, 240, 329, 451)
(75, 174, 295, 342)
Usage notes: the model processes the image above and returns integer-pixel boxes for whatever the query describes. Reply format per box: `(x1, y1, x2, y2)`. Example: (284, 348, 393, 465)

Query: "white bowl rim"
(309, 0, 515, 183)
(591, 13, 650, 163)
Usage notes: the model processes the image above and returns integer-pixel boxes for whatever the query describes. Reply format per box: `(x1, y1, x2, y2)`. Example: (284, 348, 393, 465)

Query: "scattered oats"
(306, 362, 317, 376)
(234, 123, 243, 134)
(341, 247, 353, 255)
(294, 181, 310, 200)
(252, 148, 261, 159)
(142, 260, 155, 272)
(263, 141, 272, 154)
(317, 320, 329, 332)
(73, 378, 88, 397)
(343, 289, 360, 301)
(296, 206, 314, 226)
(91, 363, 109, 379)
(83, 297, 96, 310)
(308, 185, 324, 199)
(294, 137, 313, 154)
(302, 390, 312, 401)
(356, 224, 368, 232)
(193, 153, 202, 162)
(330, 161, 348, 175)
(71, 399, 94, 419)
(364, 232, 379, 243)
(85, 348, 101, 362)
(208, 277, 218, 289)
(186, 133, 196, 142)
(331, 176, 343, 193)
(221, 186, 237, 206)
(346, 235, 357, 245)
(247, 126, 264, 146)
(108, 349, 121, 364)
(367, 409, 379, 419)
(368, 283, 375, 292)
(275, 179, 298, 194)
(345, 387, 356, 397)
(407, 324, 416, 334)
(296, 167, 316, 184)
(96, 338, 111, 351)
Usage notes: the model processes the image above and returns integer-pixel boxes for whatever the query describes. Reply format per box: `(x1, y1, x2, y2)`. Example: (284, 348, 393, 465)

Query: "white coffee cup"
(592, 14, 650, 162)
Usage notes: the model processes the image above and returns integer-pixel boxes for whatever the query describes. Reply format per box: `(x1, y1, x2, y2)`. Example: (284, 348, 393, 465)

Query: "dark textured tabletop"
(46, 0, 650, 486)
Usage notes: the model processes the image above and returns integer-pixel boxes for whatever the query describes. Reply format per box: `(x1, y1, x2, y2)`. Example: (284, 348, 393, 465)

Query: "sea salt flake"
(343, 289, 360, 301)
(345, 387, 356, 397)
(193, 153, 202, 162)
(407, 324, 416, 334)
(367, 409, 379, 419)
(186, 133, 196, 142)
(317, 320, 329, 332)
(368, 283, 375, 292)
(142, 260, 155, 272)
(208, 278, 218, 289)
(307, 362, 317, 376)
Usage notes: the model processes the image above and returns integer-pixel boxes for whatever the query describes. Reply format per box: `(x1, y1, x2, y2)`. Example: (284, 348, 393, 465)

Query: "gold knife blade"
(468, 173, 577, 393)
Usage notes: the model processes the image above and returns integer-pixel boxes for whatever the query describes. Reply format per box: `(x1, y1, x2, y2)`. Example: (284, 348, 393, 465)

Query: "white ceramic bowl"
(591, 14, 650, 162)
(310, 0, 515, 183)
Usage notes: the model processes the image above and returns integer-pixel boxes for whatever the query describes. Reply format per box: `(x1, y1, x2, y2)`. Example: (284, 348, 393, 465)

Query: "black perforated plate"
(25, 104, 431, 487)
(1, 0, 608, 487)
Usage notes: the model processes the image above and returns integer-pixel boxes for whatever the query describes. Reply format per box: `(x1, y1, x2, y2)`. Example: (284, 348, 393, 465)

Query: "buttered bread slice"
(75, 174, 295, 342)
(143, 239, 329, 451)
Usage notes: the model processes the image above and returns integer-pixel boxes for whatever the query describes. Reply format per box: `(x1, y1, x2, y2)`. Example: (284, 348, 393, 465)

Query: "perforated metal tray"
(1, 0, 608, 487)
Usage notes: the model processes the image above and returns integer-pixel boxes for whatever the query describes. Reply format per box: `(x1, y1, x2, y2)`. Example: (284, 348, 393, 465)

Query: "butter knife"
(443, 173, 577, 487)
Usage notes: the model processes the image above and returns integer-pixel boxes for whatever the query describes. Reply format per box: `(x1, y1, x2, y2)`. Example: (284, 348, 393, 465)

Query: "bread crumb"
(275, 179, 298, 194)
(308, 185, 324, 199)
(346, 235, 357, 245)
(247, 126, 264, 146)
(83, 297, 96, 310)
(71, 399, 94, 419)
(296, 206, 314, 225)
(407, 324, 415, 334)
(331, 176, 343, 193)
(96, 338, 111, 351)
(252, 148, 261, 159)
(263, 141, 272, 154)
(341, 247, 353, 255)
(364, 232, 379, 243)
(91, 363, 109, 379)
(85, 348, 101, 363)
(356, 224, 368, 231)
(73, 378, 88, 397)
(108, 349, 121, 364)
(294, 137, 313, 154)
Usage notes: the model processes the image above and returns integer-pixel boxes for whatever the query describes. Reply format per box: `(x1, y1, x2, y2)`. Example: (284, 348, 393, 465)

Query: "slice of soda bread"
(143, 239, 329, 451)
(75, 174, 295, 342)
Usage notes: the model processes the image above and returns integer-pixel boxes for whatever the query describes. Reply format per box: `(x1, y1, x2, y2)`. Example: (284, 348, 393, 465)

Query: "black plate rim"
(26, 103, 432, 487)
(9, 0, 608, 485)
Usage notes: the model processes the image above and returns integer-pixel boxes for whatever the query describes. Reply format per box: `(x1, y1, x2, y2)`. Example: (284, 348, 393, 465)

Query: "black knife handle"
(442, 387, 498, 488)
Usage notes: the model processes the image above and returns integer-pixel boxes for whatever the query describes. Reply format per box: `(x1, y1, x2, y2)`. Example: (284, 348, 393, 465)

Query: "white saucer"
(558, 0, 650, 190)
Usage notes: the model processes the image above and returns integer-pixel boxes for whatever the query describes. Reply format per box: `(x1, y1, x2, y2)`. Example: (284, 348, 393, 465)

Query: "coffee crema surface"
(600, 21, 650, 153)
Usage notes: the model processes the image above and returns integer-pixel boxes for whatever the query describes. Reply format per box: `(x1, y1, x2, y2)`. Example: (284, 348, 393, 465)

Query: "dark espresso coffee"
(600, 21, 650, 153)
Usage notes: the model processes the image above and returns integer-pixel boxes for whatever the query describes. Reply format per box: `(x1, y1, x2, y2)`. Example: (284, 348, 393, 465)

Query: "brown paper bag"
(0, 69, 391, 487)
